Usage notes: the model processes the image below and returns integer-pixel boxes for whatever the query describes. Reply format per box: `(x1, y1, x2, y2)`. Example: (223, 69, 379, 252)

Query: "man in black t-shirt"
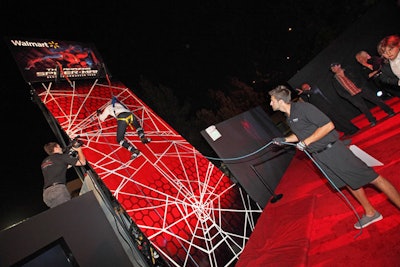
(269, 85, 400, 229)
(41, 141, 86, 208)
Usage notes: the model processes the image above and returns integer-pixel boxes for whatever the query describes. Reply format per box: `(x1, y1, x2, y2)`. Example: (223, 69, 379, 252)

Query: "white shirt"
(389, 52, 400, 80)
(98, 102, 130, 121)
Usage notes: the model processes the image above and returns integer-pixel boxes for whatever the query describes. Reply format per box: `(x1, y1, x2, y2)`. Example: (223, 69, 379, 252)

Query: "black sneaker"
(388, 112, 395, 117)
(141, 137, 151, 144)
(131, 149, 141, 160)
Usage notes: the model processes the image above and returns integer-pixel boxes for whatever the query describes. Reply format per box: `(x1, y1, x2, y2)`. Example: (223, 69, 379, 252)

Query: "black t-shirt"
(41, 153, 79, 187)
(288, 102, 339, 153)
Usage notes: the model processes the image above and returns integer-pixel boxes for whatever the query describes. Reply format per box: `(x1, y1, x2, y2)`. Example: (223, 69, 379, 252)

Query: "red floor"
(237, 97, 400, 267)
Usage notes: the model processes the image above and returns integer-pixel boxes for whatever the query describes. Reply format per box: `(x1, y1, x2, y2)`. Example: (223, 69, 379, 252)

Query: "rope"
(204, 140, 363, 238)
(281, 142, 363, 238)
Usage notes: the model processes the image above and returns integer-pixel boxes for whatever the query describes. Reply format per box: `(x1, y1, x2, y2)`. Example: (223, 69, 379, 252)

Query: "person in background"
(296, 82, 359, 137)
(377, 34, 400, 88)
(269, 85, 400, 229)
(42, 140, 86, 208)
(330, 62, 395, 126)
(97, 97, 151, 160)
(355, 50, 400, 97)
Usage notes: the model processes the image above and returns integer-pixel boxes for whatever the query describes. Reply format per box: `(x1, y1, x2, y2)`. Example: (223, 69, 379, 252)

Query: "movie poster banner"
(6, 37, 106, 83)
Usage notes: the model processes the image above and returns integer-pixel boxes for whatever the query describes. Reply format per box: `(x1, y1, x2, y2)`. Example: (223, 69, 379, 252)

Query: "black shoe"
(141, 137, 151, 144)
(388, 112, 395, 117)
(370, 121, 376, 127)
(131, 149, 141, 160)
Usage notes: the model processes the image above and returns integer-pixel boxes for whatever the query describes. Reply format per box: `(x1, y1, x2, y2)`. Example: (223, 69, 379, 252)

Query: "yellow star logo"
(48, 41, 59, 49)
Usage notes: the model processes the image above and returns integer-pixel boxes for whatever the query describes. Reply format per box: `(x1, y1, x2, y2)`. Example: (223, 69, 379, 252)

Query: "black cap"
(330, 62, 340, 68)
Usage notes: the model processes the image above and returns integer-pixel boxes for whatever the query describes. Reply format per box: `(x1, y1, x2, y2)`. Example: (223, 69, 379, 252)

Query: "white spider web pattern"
(35, 79, 262, 267)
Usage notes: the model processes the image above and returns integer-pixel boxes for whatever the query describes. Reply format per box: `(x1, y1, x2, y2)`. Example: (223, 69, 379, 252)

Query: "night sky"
(0, 1, 383, 230)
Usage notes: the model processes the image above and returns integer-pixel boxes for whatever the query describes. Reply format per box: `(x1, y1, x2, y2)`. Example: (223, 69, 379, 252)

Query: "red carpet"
(237, 97, 400, 267)
(236, 196, 315, 267)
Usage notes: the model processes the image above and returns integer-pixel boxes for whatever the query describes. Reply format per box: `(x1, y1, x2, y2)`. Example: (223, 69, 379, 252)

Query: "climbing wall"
(34, 79, 262, 267)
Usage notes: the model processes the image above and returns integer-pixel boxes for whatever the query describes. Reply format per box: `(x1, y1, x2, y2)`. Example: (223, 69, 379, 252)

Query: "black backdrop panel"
(0, 191, 142, 267)
(201, 106, 295, 208)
